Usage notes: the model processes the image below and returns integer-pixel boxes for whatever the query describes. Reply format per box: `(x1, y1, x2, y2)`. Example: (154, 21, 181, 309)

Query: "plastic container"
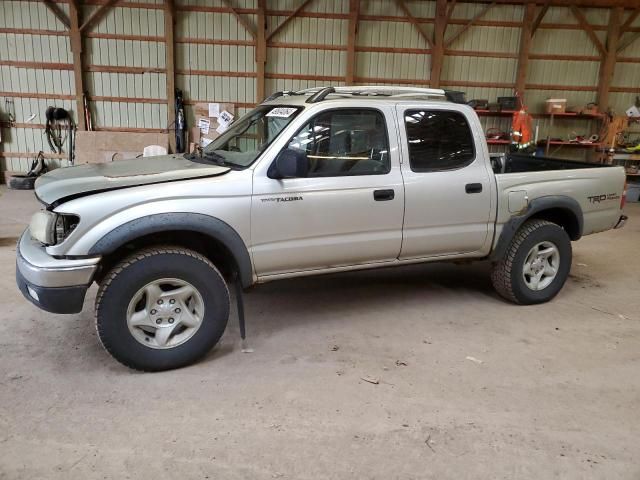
(627, 182, 640, 203)
(545, 99, 567, 114)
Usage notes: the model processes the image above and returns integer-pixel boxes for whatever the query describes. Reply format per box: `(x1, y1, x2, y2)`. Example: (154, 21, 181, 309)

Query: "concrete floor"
(0, 185, 638, 479)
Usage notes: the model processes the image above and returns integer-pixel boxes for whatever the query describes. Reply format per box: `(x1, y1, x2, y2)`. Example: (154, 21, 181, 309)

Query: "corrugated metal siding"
(1, 0, 640, 172)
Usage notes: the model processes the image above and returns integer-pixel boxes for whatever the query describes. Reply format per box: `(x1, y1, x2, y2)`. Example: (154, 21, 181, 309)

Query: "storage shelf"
(475, 110, 603, 119)
(487, 139, 511, 144)
(546, 141, 603, 148)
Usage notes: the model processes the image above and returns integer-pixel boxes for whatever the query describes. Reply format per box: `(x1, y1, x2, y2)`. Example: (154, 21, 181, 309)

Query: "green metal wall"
(1, 0, 639, 172)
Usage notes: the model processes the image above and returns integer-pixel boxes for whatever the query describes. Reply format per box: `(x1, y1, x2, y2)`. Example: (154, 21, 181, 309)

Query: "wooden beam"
(617, 29, 640, 53)
(531, 1, 550, 36)
(620, 8, 639, 32)
(68, 0, 86, 130)
(515, 3, 536, 97)
(42, 0, 70, 29)
(444, 2, 495, 48)
(431, 0, 447, 88)
(220, 0, 256, 39)
(256, 0, 267, 102)
(80, 0, 120, 32)
(395, 0, 433, 48)
(445, 0, 457, 31)
(345, 0, 359, 84)
(266, 0, 315, 41)
(598, 7, 623, 111)
(165, 0, 176, 152)
(570, 5, 606, 56)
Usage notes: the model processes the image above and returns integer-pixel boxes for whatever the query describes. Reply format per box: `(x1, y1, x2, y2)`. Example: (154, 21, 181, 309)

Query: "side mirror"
(270, 148, 309, 179)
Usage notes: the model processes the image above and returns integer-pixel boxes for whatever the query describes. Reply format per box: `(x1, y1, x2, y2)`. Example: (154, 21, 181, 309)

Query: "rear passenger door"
(396, 106, 494, 259)
(251, 107, 405, 277)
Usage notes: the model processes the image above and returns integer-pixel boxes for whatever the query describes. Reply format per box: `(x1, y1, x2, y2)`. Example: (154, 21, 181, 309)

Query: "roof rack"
(298, 85, 447, 100)
(262, 85, 448, 104)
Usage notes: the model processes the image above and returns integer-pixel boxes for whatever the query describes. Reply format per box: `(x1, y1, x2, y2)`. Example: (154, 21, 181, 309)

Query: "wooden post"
(431, 0, 447, 88)
(256, 0, 267, 102)
(68, 0, 86, 130)
(598, 7, 622, 112)
(515, 3, 535, 98)
(345, 0, 359, 84)
(165, 0, 176, 152)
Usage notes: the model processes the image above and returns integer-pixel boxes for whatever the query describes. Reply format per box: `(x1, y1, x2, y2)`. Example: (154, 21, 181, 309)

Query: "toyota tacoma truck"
(16, 86, 628, 371)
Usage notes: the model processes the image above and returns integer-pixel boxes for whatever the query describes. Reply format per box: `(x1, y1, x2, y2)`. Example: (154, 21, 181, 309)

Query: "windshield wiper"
(203, 150, 227, 165)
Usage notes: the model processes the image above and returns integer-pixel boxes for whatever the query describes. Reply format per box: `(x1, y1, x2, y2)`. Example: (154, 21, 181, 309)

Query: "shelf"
(626, 173, 640, 177)
(487, 139, 511, 144)
(546, 141, 603, 148)
(475, 110, 603, 119)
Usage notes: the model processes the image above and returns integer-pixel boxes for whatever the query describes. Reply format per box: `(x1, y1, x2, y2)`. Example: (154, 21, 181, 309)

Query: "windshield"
(202, 105, 302, 167)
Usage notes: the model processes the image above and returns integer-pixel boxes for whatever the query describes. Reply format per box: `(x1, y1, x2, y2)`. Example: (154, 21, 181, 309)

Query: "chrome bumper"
(16, 231, 101, 314)
(614, 215, 628, 229)
(16, 231, 100, 288)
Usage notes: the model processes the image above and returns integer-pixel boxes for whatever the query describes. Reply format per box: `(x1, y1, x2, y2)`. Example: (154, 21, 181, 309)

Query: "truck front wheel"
(491, 219, 572, 305)
(95, 247, 230, 371)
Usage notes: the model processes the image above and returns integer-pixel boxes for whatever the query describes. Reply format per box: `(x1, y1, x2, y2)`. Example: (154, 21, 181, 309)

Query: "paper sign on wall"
(208, 103, 220, 117)
(218, 110, 234, 127)
(198, 118, 210, 135)
(201, 138, 213, 147)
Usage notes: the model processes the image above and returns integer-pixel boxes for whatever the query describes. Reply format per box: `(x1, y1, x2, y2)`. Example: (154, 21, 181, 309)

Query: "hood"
(35, 154, 230, 205)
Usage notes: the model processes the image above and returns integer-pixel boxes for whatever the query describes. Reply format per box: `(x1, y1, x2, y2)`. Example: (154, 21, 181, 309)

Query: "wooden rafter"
(395, 0, 433, 49)
(220, 0, 256, 39)
(515, 2, 536, 96)
(345, 0, 360, 84)
(165, 0, 176, 151)
(42, 0, 70, 29)
(431, 0, 447, 88)
(620, 8, 639, 32)
(444, 0, 457, 33)
(267, 0, 315, 41)
(444, 2, 495, 48)
(80, 0, 120, 32)
(256, 0, 266, 101)
(570, 5, 606, 56)
(598, 7, 622, 111)
(68, 0, 86, 130)
(617, 30, 640, 53)
(531, 1, 551, 36)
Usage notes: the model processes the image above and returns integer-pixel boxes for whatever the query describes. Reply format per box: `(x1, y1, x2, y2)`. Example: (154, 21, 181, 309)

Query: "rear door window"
(404, 110, 475, 172)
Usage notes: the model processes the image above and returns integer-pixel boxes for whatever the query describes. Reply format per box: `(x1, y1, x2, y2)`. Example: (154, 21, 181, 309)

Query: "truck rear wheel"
(491, 219, 572, 305)
(95, 246, 230, 371)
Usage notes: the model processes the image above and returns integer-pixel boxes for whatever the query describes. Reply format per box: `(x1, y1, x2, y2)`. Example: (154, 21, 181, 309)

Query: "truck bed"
(490, 153, 615, 175)
(490, 153, 626, 238)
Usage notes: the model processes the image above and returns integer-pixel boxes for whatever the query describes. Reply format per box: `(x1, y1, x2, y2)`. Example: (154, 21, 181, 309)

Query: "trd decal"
(587, 193, 620, 204)
(261, 196, 303, 203)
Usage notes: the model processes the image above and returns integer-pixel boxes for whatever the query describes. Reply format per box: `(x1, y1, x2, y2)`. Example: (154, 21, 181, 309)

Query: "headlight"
(29, 211, 79, 245)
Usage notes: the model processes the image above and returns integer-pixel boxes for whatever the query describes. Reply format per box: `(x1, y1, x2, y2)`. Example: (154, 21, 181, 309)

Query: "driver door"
(250, 107, 405, 278)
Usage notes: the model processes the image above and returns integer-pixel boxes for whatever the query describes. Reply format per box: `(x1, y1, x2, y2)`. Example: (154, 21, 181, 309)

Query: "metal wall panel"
(2, 0, 640, 173)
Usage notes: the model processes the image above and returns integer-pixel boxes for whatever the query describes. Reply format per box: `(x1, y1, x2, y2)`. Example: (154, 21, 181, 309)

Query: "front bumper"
(614, 214, 628, 229)
(15, 232, 101, 314)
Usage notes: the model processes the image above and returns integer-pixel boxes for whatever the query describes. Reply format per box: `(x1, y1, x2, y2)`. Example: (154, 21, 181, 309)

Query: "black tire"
(491, 219, 572, 305)
(8, 175, 36, 190)
(95, 246, 230, 371)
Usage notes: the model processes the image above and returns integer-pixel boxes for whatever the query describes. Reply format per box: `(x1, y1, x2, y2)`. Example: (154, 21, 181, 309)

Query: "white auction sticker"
(266, 107, 297, 118)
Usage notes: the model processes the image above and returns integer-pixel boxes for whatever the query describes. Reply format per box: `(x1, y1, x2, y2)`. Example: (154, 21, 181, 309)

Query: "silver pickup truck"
(16, 86, 627, 371)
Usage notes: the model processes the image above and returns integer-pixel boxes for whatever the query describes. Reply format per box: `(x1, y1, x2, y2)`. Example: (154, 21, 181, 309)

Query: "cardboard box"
(545, 99, 567, 114)
(75, 131, 169, 164)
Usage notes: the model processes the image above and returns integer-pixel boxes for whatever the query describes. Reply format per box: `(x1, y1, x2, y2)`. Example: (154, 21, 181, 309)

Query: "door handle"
(373, 189, 395, 201)
(465, 183, 483, 194)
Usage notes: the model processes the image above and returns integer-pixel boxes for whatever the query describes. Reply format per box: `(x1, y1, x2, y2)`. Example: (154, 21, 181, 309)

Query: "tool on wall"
(175, 88, 186, 153)
(45, 106, 76, 165)
(4, 98, 16, 126)
(83, 92, 93, 131)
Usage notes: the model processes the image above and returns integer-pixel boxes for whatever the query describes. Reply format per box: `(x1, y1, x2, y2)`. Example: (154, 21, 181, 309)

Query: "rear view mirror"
(270, 149, 309, 179)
